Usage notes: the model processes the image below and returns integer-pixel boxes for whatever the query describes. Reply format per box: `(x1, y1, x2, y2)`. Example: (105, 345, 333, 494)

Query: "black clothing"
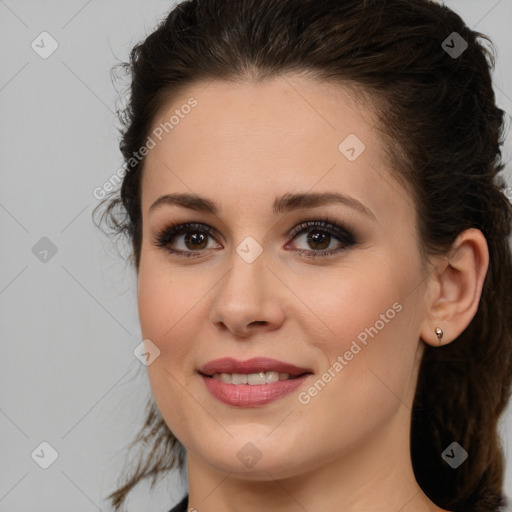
(167, 494, 188, 512)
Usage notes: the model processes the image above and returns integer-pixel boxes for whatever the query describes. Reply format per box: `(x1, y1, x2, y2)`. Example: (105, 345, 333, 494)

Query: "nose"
(208, 247, 286, 338)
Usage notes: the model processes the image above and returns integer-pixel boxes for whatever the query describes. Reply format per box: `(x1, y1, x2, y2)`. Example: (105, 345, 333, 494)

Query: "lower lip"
(200, 374, 311, 407)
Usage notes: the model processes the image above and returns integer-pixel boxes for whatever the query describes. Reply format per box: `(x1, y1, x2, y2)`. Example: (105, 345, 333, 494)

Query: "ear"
(420, 228, 489, 347)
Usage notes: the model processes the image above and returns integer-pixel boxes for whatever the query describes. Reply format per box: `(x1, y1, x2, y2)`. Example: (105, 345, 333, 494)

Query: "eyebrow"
(148, 191, 376, 220)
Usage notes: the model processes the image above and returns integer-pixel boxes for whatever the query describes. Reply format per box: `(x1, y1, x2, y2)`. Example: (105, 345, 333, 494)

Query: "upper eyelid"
(288, 220, 353, 237)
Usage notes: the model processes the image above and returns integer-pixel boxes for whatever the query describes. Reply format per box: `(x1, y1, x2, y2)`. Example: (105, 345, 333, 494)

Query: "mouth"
(198, 356, 313, 378)
(199, 370, 307, 384)
(197, 357, 314, 407)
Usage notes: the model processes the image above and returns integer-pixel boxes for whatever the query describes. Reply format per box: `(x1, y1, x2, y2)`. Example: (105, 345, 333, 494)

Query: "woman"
(94, 0, 512, 510)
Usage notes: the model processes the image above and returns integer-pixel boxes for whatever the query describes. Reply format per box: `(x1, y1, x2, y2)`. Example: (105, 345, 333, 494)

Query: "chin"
(194, 438, 311, 481)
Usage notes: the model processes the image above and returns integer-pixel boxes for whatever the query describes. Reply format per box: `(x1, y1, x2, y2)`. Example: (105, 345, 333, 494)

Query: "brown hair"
(93, 0, 512, 510)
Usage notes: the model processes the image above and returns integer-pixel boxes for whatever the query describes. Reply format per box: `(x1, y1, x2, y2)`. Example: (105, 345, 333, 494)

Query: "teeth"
(211, 371, 295, 384)
(232, 373, 247, 385)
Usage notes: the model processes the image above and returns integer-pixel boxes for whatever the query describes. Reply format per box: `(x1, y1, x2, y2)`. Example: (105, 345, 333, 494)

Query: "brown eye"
(153, 223, 221, 257)
(153, 218, 356, 259)
(286, 219, 356, 259)
(182, 231, 209, 250)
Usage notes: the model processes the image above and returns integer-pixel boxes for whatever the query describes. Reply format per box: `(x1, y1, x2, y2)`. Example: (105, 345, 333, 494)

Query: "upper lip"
(199, 357, 313, 376)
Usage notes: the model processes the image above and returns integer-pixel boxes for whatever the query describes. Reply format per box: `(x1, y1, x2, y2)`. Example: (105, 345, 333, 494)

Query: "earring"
(435, 327, 443, 340)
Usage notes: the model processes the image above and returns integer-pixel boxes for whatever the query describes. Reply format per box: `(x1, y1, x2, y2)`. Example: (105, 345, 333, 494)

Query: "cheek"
(137, 255, 196, 339)
(305, 261, 417, 394)
(137, 266, 171, 341)
(136, 257, 219, 378)
(136, 260, 193, 367)
(306, 262, 402, 345)
(136, 263, 198, 427)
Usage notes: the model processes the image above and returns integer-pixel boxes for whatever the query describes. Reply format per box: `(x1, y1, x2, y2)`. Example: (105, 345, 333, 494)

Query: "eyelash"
(152, 216, 357, 260)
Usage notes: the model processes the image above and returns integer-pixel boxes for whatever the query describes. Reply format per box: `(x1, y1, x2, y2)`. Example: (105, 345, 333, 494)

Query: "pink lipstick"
(198, 357, 313, 407)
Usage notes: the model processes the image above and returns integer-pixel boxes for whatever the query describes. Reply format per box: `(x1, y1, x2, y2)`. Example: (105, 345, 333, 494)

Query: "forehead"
(141, 75, 412, 224)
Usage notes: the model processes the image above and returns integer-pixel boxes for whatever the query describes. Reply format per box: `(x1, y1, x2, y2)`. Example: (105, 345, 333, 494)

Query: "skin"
(136, 74, 488, 512)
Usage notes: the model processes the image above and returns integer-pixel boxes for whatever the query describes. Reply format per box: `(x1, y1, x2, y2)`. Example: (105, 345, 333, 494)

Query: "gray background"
(0, 1, 511, 511)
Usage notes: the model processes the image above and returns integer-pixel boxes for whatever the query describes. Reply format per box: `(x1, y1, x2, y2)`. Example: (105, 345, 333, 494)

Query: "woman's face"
(137, 75, 430, 480)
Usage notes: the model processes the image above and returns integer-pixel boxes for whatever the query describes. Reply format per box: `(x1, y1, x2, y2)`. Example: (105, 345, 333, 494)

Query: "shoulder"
(166, 494, 188, 512)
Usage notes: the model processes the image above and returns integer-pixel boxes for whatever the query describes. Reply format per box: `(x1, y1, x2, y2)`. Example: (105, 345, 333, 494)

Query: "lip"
(199, 357, 312, 376)
(198, 357, 313, 407)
